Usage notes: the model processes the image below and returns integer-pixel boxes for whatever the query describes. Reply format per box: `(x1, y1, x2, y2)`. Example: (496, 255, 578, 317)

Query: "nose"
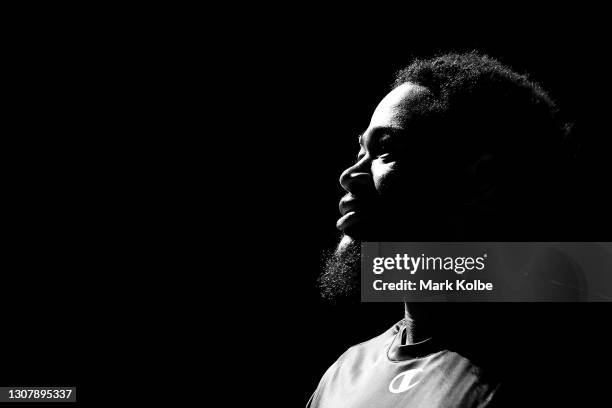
(339, 157, 373, 195)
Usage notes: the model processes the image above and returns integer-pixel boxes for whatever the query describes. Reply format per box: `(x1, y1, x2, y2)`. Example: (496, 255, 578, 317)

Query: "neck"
(403, 303, 440, 343)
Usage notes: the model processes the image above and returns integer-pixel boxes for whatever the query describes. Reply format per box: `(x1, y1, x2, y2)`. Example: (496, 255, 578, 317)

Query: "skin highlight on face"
(321, 83, 435, 302)
(336, 83, 434, 242)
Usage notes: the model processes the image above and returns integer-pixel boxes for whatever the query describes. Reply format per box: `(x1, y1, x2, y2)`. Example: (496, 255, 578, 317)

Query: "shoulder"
(306, 321, 401, 407)
(337, 321, 400, 364)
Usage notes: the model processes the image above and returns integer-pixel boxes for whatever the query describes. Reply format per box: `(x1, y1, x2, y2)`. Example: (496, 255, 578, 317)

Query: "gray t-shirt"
(307, 321, 499, 408)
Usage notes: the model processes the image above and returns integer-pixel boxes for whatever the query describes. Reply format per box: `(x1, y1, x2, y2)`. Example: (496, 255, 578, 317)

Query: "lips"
(339, 194, 367, 216)
(336, 210, 361, 231)
(337, 195, 372, 232)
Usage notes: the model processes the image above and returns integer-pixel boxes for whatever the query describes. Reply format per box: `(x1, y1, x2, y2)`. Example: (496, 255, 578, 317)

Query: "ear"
(462, 153, 498, 206)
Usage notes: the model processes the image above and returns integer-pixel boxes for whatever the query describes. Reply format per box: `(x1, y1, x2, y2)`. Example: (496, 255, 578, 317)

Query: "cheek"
(371, 161, 399, 191)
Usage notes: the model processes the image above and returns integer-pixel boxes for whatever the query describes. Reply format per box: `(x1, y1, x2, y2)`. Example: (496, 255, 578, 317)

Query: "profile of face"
(321, 80, 560, 301)
(321, 82, 454, 300)
(336, 82, 455, 248)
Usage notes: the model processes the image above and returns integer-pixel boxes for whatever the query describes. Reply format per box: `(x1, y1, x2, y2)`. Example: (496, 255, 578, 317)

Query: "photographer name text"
(373, 279, 493, 291)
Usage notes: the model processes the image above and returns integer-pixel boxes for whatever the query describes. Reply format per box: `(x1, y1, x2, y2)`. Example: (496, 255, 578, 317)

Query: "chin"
(339, 223, 379, 243)
(337, 234, 357, 253)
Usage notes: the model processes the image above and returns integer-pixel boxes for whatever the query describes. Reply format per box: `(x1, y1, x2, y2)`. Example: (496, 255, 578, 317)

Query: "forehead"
(369, 82, 431, 130)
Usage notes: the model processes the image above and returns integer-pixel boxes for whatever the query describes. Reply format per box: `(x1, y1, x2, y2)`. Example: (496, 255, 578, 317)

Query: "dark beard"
(318, 236, 361, 303)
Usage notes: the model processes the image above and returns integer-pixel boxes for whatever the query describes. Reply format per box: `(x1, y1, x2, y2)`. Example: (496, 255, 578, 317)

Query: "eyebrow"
(358, 126, 402, 146)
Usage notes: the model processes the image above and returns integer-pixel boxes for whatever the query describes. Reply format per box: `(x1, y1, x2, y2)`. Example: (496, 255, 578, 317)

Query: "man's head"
(320, 52, 573, 301)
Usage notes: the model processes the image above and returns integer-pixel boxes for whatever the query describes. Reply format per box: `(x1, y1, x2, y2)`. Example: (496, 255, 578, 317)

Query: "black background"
(247, 18, 612, 407)
(4, 8, 612, 407)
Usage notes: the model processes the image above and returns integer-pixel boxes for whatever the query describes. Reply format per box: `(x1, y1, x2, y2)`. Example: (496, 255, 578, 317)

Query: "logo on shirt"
(389, 367, 424, 394)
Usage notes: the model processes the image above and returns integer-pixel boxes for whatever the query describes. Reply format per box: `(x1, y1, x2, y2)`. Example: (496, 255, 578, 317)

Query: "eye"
(376, 134, 394, 150)
(373, 137, 396, 158)
(377, 152, 395, 163)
